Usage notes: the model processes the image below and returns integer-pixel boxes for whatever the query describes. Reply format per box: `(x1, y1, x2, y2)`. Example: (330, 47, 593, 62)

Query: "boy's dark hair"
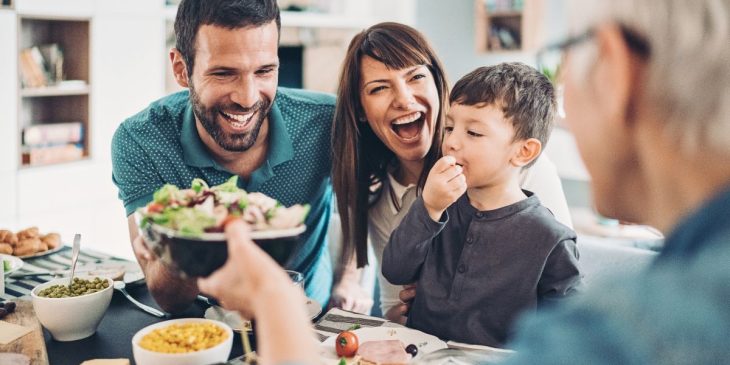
(450, 62, 556, 168)
(175, 0, 281, 76)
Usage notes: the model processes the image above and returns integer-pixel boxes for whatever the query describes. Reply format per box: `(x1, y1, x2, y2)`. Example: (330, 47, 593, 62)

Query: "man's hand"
(128, 216, 198, 313)
(422, 156, 466, 221)
(384, 284, 416, 325)
(132, 235, 154, 266)
(329, 275, 374, 314)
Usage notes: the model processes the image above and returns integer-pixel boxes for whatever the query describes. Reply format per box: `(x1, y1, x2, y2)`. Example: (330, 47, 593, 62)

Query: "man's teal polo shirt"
(111, 88, 335, 305)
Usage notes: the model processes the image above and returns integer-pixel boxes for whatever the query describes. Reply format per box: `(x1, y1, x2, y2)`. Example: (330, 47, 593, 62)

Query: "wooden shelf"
(474, 0, 541, 53)
(488, 10, 522, 18)
(19, 155, 91, 170)
(21, 84, 89, 97)
(18, 16, 91, 168)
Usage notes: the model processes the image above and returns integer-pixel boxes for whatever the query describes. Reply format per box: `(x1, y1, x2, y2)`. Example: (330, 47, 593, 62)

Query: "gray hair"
(567, 0, 730, 156)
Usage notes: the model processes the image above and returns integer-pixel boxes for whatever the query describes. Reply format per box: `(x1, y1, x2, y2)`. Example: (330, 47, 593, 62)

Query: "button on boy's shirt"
(382, 191, 581, 347)
(111, 88, 336, 304)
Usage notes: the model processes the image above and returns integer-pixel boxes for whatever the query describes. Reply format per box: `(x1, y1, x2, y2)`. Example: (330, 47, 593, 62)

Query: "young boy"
(382, 63, 581, 348)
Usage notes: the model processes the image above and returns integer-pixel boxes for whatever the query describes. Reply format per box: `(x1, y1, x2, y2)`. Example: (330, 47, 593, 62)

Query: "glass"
(536, 25, 650, 82)
(536, 29, 595, 84)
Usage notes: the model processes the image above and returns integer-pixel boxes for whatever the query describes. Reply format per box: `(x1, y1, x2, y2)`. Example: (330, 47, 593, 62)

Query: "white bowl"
(31, 275, 114, 341)
(132, 318, 233, 365)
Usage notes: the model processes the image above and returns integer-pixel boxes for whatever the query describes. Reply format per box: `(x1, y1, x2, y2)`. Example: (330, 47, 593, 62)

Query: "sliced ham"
(357, 340, 410, 365)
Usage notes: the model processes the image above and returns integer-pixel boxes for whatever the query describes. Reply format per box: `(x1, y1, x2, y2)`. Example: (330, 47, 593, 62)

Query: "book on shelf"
(22, 122, 84, 147)
(19, 44, 65, 89)
(19, 47, 47, 88)
(22, 144, 84, 166)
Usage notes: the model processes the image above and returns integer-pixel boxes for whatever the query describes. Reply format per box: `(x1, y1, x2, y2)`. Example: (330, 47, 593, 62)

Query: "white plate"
(320, 327, 447, 362)
(16, 244, 65, 259)
(1, 254, 24, 276)
(205, 297, 322, 332)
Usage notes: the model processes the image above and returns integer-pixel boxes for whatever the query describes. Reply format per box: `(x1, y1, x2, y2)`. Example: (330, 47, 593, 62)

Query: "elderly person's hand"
(198, 220, 318, 365)
(198, 220, 293, 318)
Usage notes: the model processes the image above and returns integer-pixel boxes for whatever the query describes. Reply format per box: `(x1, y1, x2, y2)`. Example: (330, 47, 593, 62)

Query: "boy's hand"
(423, 155, 466, 221)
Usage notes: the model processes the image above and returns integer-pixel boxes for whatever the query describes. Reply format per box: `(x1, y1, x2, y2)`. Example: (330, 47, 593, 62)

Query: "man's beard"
(190, 85, 271, 152)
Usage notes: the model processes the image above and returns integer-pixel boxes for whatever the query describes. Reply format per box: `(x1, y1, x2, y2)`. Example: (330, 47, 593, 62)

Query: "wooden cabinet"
(18, 16, 91, 167)
(475, 0, 543, 53)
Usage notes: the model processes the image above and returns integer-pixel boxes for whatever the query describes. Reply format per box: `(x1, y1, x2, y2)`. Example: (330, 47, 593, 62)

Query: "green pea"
(37, 277, 109, 298)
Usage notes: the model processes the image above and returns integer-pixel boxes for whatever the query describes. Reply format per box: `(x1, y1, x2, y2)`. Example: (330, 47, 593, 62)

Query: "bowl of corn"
(132, 318, 233, 365)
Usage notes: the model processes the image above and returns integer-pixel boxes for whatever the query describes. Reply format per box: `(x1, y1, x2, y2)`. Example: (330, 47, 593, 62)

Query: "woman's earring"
(358, 116, 367, 122)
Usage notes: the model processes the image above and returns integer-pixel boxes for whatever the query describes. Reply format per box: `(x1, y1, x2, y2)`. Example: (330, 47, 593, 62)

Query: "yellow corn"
(139, 322, 228, 353)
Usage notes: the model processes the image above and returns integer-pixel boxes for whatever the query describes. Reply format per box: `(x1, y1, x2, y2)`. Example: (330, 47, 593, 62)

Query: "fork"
(68, 234, 81, 287)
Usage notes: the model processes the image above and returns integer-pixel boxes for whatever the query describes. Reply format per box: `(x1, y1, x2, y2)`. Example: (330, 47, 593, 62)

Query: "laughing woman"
(330, 22, 572, 323)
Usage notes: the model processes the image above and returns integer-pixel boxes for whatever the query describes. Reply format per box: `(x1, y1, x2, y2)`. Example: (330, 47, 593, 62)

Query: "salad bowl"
(136, 176, 309, 278)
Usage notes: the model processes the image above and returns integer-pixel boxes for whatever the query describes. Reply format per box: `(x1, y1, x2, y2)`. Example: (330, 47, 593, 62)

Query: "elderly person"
(201, 0, 730, 363)
(502, 0, 730, 362)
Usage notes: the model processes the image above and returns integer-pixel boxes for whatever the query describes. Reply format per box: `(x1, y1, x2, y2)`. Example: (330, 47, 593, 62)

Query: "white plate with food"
(320, 327, 447, 363)
(1, 254, 24, 276)
(205, 298, 322, 332)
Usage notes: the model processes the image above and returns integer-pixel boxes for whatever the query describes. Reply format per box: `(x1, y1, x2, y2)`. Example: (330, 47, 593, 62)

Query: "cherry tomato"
(146, 202, 164, 213)
(335, 331, 359, 357)
(221, 214, 241, 228)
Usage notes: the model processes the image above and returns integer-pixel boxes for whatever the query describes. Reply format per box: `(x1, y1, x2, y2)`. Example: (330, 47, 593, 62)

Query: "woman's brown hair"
(331, 22, 449, 267)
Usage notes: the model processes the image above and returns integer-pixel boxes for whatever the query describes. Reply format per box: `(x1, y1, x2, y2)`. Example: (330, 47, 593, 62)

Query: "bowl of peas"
(31, 275, 113, 341)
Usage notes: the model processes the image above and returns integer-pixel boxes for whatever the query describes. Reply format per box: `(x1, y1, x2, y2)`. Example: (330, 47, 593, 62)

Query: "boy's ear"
(170, 48, 190, 88)
(511, 138, 542, 167)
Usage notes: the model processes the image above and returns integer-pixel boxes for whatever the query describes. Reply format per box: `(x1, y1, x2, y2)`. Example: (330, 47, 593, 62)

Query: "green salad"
(140, 176, 309, 237)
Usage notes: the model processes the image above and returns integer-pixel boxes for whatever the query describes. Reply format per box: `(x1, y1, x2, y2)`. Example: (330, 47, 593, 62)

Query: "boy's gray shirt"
(382, 191, 581, 347)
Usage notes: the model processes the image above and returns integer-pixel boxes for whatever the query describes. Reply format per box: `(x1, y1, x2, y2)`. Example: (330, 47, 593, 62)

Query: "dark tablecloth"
(44, 282, 247, 365)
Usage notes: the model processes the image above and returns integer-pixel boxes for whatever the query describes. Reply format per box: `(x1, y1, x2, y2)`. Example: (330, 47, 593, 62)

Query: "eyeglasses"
(536, 25, 650, 83)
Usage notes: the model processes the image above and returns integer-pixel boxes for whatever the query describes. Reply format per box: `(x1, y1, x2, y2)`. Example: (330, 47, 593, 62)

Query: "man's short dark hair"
(175, 0, 281, 76)
(450, 62, 556, 167)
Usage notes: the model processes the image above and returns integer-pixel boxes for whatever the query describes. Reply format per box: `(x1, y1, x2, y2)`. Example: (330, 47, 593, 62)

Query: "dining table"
(3, 246, 247, 365)
(4, 247, 508, 365)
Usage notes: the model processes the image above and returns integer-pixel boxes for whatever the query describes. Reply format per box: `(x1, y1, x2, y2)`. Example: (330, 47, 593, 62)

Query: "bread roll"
(0, 230, 18, 245)
(41, 233, 62, 249)
(0, 243, 13, 255)
(17, 227, 40, 240)
(13, 237, 42, 256)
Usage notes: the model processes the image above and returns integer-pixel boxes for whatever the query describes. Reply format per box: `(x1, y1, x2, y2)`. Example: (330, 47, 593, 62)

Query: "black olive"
(3, 301, 16, 313)
(0, 308, 7, 319)
(405, 344, 418, 357)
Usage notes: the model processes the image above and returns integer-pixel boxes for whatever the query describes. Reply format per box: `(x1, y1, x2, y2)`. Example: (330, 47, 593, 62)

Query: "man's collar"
(180, 92, 294, 170)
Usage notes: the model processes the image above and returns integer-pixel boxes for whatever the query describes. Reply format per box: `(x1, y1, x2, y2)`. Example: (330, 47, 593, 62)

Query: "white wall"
(415, 0, 570, 83)
(0, 10, 18, 225)
(415, 0, 589, 190)
(0, 0, 168, 260)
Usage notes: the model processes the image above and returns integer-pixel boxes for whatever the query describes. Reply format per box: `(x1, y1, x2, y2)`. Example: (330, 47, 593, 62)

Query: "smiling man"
(111, 0, 340, 313)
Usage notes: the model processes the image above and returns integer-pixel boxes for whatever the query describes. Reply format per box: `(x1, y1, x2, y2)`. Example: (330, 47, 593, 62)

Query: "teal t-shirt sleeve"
(111, 124, 160, 216)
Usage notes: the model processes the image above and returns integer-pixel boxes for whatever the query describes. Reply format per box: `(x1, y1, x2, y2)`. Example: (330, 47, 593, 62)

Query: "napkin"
(313, 308, 402, 341)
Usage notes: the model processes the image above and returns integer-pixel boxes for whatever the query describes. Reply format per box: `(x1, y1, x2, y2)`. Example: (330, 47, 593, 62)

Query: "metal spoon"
(68, 234, 81, 287)
(113, 280, 168, 318)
